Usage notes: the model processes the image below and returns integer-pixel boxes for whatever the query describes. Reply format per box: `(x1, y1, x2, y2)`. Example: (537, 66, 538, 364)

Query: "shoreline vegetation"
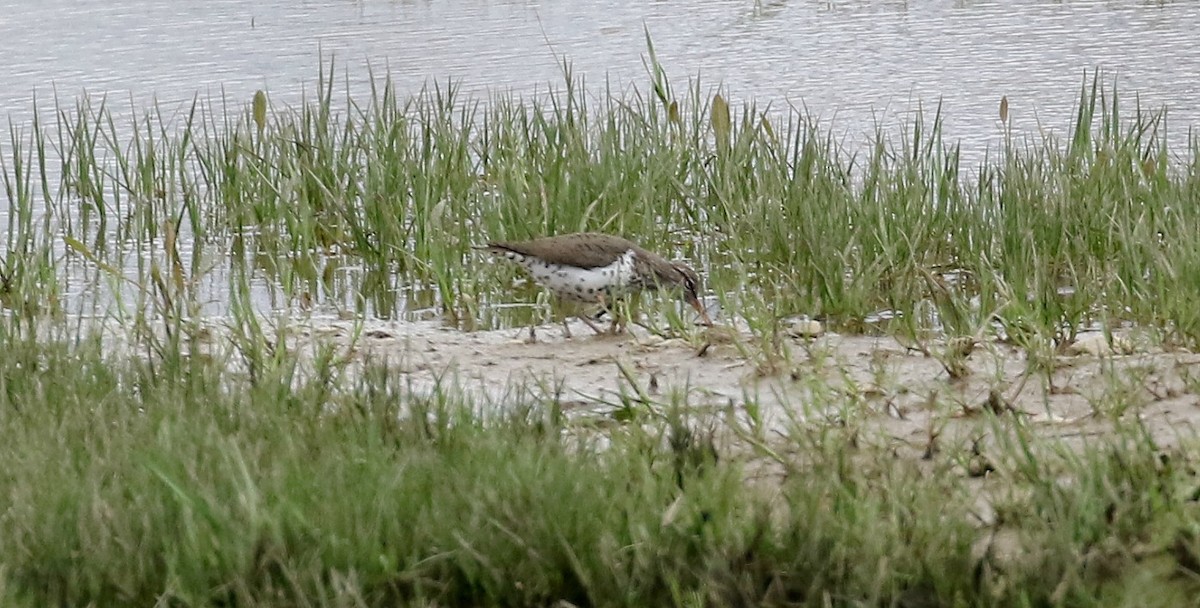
(3, 52, 1200, 606)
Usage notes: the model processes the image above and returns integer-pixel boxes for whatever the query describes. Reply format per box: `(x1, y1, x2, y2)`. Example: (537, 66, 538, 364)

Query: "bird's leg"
(597, 293, 619, 334)
(560, 316, 573, 339)
(600, 294, 627, 334)
(576, 314, 605, 335)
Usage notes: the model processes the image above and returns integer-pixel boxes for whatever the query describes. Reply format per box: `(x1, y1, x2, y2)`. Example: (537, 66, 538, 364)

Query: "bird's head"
(672, 263, 713, 326)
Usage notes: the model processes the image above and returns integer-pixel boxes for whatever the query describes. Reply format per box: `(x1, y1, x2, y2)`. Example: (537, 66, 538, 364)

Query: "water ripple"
(1, 0, 1197, 159)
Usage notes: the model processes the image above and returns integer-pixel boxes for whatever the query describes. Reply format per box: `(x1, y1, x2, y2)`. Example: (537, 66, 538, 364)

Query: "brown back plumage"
(486, 232, 656, 270)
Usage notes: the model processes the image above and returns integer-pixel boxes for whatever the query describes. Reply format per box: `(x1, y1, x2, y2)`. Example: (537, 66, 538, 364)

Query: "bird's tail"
(475, 242, 515, 255)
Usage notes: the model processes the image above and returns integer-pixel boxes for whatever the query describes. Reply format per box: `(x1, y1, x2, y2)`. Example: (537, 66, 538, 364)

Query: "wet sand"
(290, 318, 1200, 452)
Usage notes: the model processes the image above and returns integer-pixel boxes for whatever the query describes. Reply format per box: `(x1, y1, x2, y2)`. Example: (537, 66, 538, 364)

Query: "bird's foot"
(607, 317, 627, 335)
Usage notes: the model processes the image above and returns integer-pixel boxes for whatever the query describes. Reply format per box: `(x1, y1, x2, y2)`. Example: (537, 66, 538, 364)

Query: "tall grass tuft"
(2, 56, 1199, 342)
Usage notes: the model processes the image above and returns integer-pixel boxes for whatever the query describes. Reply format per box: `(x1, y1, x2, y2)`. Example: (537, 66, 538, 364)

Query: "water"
(3, 0, 1199, 153)
(2, 0, 1199, 321)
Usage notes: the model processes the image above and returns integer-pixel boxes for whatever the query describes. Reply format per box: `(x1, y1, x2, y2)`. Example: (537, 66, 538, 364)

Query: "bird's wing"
(486, 233, 637, 269)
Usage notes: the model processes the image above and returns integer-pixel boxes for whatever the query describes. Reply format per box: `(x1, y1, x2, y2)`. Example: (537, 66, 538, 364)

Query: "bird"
(481, 232, 713, 337)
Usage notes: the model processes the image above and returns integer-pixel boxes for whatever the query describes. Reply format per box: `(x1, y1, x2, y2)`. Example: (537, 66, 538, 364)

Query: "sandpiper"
(482, 232, 713, 336)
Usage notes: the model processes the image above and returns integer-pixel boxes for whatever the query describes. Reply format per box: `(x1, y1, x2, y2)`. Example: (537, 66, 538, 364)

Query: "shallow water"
(3, 0, 1199, 153)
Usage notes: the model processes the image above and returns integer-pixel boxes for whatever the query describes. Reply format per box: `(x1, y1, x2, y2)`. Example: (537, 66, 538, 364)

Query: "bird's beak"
(685, 290, 713, 326)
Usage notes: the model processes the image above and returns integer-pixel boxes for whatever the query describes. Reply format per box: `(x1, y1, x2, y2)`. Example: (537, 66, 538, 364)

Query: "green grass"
(2, 334, 1200, 607)
(4, 52, 1200, 606)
